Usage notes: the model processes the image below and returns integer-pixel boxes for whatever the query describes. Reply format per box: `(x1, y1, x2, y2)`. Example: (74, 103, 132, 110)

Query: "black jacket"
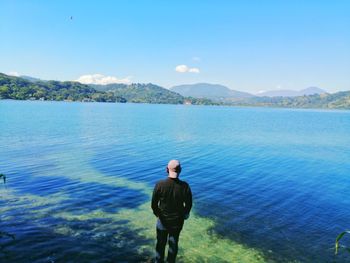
(151, 177, 192, 230)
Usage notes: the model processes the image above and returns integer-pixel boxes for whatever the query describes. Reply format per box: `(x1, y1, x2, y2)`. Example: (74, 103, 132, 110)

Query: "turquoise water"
(1, 100, 350, 262)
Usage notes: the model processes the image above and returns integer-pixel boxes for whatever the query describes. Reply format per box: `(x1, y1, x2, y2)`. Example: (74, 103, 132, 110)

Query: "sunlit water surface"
(1, 100, 350, 262)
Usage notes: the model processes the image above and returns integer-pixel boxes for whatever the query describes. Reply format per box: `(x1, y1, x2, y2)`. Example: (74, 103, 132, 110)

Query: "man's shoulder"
(177, 179, 191, 190)
(155, 178, 190, 189)
(178, 179, 189, 186)
(157, 178, 168, 184)
(155, 178, 168, 187)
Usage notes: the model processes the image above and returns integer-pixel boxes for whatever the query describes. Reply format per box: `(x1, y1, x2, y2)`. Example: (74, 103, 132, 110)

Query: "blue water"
(1, 100, 350, 262)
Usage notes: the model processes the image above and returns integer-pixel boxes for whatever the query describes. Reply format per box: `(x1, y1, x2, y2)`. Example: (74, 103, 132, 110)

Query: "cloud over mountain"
(76, 74, 131, 85)
(7, 71, 20, 77)
(175, 65, 200, 73)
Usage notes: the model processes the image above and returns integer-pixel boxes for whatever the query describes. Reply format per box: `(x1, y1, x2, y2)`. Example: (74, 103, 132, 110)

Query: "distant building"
(82, 98, 94, 102)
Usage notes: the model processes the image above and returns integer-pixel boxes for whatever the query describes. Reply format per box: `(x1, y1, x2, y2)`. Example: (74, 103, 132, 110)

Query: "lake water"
(0, 100, 350, 262)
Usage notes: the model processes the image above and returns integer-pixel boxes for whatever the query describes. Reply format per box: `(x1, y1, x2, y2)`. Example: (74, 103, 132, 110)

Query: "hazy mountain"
(20, 75, 42, 82)
(170, 83, 254, 100)
(2, 73, 349, 109)
(257, 87, 326, 97)
(300, 87, 327, 95)
(232, 91, 350, 109)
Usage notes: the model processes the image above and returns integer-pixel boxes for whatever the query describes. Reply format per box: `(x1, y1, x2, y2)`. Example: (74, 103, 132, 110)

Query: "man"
(151, 160, 192, 263)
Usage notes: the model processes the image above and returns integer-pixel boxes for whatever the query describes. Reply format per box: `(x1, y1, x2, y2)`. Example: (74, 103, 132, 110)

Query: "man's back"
(152, 160, 192, 263)
(152, 177, 192, 231)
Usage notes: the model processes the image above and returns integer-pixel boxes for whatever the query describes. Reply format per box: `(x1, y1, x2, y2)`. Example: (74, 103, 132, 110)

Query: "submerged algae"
(50, 150, 270, 262)
(1, 150, 272, 262)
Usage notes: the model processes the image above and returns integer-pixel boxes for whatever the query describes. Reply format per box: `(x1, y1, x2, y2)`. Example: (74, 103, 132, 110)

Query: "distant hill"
(20, 75, 43, 82)
(257, 87, 326, 97)
(232, 91, 350, 109)
(91, 83, 215, 105)
(0, 73, 125, 102)
(0, 73, 215, 105)
(1, 73, 349, 109)
(91, 83, 185, 104)
(170, 83, 254, 101)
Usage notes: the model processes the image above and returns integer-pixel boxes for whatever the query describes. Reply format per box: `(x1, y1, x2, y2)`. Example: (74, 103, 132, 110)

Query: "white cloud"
(175, 65, 200, 74)
(76, 74, 131, 85)
(175, 65, 189, 73)
(7, 71, 20, 77)
(188, 67, 200, 73)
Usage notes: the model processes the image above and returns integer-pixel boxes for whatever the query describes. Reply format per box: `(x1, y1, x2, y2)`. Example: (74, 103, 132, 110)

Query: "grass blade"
(335, 230, 350, 255)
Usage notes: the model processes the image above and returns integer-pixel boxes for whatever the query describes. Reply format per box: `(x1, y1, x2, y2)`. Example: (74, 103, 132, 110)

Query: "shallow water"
(1, 100, 350, 262)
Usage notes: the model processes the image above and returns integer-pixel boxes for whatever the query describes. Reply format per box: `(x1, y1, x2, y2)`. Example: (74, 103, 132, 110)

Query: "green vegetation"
(0, 73, 126, 103)
(335, 230, 350, 255)
(0, 73, 216, 105)
(184, 96, 218, 105)
(92, 83, 184, 104)
(229, 92, 350, 109)
(0, 173, 16, 243)
(1, 73, 350, 109)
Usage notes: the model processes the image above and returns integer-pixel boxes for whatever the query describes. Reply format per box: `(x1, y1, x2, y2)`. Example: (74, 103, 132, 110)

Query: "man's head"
(167, 159, 181, 178)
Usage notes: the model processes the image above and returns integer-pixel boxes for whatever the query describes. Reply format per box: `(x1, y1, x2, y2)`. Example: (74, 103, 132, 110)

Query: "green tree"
(0, 86, 9, 99)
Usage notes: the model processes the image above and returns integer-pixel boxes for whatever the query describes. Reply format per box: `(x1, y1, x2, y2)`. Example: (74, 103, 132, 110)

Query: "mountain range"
(170, 83, 253, 101)
(0, 73, 213, 105)
(0, 73, 349, 109)
(257, 87, 326, 97)
(171, 83, 326, 100)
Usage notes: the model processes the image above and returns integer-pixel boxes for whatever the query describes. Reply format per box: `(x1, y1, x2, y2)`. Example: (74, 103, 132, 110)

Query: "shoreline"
(1, 98, 350, 112)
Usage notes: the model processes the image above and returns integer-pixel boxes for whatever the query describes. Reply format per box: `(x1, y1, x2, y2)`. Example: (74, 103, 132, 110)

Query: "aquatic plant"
(0, 231, 15, 241)
(335, 230, 350, 255)
(0, 173, 15, 244)
(0, 174, 5, 184)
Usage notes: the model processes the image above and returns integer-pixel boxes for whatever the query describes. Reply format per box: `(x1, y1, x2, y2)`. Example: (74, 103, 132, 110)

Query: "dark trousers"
(155, 227, 181, 263)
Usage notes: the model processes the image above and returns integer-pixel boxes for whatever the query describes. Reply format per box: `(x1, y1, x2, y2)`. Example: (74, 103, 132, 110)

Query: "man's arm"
(184, 185, 192, 219)
(151, 183, 161, 217)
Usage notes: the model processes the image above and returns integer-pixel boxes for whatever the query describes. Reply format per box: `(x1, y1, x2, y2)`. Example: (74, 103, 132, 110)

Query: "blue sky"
(0, 0, 349, 93)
